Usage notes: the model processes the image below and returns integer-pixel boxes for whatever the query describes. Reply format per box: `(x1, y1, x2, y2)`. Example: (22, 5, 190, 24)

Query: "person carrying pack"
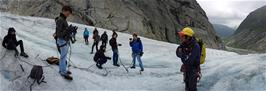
(83, 28, 90, 45)
(176, 27, 202, 91)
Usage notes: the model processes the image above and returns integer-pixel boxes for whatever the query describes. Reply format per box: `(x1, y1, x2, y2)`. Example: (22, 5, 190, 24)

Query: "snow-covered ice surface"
(0, 12, 265, 91)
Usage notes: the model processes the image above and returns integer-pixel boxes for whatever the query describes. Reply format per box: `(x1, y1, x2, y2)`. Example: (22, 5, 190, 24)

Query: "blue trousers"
(57, 38, 69, 75)
(112, 49, 119, 65)
(132, 53, 144, 70)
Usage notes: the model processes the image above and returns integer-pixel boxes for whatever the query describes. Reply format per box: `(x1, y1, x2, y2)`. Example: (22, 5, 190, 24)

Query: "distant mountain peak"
(227, 5, 266, 52)
(213, 24, 235, 39)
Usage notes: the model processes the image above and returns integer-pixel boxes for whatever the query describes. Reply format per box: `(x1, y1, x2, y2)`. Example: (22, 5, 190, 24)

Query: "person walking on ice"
(83, 28, 90, 45)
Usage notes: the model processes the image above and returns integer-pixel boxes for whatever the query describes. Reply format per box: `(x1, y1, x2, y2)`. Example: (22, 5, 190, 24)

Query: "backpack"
(28, 65, 46, 91)
(46, 56, 59, 65)
(95, 35, 100, 42)
(195, 38, 206, 65)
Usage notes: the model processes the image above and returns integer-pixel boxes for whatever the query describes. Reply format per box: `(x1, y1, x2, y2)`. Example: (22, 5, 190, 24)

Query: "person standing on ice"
(112, 30, 117, 37)
(109, 32, 121, 67)
(91, 28, 100, 54)
(2, 27, 29, 58)
(100, 31, 108, 47)
(129, 33, 144, 72)
(176, 27, 200, 91)
(54, 6, 73, 80)
(83, 28, 90, 45)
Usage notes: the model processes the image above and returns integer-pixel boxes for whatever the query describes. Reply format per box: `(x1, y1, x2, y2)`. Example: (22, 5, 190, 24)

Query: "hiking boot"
(20, 52, 29, 58)
(140, 69, 144, 71)
(113, 64, 120, 67)
(66, 71, 72, 75)
(61, 74, 73, 80)
(130, 66, 135, 69)
(96, 64, 103, 69)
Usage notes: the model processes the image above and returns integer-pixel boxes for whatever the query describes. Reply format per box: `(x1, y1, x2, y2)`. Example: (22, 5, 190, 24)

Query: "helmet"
(178, 27, 194, 37)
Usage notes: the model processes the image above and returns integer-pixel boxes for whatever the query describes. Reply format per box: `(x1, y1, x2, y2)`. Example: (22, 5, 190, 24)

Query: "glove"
(107, 57, 111, 60)
(140, 52, 144, 57)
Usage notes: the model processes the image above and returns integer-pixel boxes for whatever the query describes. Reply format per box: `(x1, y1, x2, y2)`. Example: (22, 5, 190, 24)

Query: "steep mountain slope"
(227, 5, 266, 52)
(4, 0, 224, 49)
(0, 12, 266, 91)
(213, 24, 235, 39)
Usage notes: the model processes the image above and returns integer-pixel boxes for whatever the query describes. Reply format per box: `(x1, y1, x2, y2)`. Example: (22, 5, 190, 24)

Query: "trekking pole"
(15, 56, 25, 72)
(118, 56, 129, 73)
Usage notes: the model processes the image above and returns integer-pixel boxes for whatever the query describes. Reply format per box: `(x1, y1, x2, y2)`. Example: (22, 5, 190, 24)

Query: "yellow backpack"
(196, 38, 206, 64)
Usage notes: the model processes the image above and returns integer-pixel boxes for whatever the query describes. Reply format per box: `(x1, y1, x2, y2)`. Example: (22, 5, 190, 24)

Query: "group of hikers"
(54, 6, 145, 80)
(1, 6, 204, 91)
(87, 27, 144, 70)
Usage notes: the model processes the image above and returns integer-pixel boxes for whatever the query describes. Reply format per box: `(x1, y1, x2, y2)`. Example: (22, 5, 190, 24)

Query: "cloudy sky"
(197, 0, 266, 29)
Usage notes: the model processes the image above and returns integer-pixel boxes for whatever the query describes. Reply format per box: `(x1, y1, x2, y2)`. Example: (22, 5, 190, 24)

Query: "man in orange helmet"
(176, 27, 200, 91)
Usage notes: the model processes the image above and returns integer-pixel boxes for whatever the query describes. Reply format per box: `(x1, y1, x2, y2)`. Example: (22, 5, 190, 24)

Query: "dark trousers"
(6, 40, 24, 53)
(91, 41, 99, 52)
(112, 49, 119, 65)
(185, 70, 198, 91)
(84, 36, 89, 44)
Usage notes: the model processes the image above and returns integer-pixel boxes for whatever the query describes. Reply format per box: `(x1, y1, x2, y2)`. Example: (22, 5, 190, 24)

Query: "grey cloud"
(198, 0, 266, 28)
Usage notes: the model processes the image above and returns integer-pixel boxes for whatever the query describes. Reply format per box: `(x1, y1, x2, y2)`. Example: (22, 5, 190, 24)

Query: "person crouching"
(94, 45, 111, 69)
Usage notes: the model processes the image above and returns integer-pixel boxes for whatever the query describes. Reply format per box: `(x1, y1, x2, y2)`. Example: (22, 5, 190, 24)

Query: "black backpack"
(28, 65, 46, 91)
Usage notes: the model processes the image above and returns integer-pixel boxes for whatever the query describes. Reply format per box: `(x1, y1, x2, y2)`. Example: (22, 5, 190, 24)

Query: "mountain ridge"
(227, 5, 266, 52)
(2, 0, 224, 49)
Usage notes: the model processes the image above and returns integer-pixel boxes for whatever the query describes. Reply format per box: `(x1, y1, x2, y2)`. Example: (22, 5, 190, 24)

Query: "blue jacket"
(83, 28, 89, 36)
(130, 38, 143, 53)
(176, 38, 200, 71)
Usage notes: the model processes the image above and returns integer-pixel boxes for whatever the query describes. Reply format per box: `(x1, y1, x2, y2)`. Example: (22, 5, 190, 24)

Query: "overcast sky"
(197, 0, 266, 29)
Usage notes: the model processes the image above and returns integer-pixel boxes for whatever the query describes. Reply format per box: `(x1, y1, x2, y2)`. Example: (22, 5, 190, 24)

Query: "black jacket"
(2, 34, 17, 49)
(55, 13, 69, 41)
(2, 28, 17, 49)
(109, 38, 118, 49)
(94, 49, 110, 63)
(101, 33, 108, 42)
